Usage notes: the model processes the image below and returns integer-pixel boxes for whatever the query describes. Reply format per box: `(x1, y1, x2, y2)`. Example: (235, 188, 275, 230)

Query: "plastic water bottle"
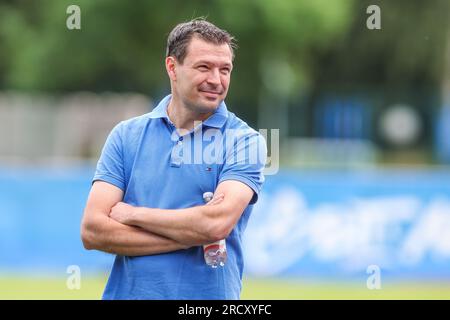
(202, 192, 227, 268)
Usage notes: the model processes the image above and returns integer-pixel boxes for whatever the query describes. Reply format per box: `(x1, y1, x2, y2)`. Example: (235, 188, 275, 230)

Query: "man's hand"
(109, 193, 225, 226)
(205, 193, 225, 206)
(106, 180, 253, 246)
(81, 181, 192, 256)
(109, 201, 136, 224)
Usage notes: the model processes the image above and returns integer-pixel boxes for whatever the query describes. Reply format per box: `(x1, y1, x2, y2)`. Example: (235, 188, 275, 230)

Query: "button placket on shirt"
(169, 122, 202, 168)
(170, 135, 183, 168)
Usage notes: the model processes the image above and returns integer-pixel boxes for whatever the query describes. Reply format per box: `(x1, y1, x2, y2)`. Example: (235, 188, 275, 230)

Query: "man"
(81, 19, 267, 300)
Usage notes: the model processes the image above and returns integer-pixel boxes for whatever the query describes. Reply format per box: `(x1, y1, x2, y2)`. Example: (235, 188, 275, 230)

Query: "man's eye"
(221, 68, 230, 75)
(197, 65, 209, 71)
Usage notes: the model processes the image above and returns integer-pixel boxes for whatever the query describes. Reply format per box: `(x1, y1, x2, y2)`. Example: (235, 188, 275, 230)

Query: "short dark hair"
(166, 18, 237, 64)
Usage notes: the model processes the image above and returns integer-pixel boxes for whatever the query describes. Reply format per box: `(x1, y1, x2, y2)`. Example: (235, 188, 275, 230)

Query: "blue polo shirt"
(93, 94, 266, 300)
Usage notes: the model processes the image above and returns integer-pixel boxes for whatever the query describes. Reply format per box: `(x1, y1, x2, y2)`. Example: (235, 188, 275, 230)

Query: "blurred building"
(0, 92, 151, 165)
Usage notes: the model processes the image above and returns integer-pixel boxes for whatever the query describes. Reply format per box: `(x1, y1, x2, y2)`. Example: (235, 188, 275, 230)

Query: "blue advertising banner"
(0, 166, 113, 275)
(245, 169, 450, 279)
(1, 167, 449, 279)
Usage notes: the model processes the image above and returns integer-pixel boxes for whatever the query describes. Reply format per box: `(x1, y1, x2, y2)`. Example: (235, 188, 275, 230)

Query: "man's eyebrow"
(194, 60, 233, 68)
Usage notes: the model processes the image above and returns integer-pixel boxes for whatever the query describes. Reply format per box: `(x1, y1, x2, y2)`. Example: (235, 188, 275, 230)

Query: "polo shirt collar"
(149, 94, 228, 129)
(148, 94, 171, 120)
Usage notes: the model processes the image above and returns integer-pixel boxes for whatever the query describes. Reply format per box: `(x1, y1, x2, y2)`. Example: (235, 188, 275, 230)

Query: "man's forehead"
(185, 36, 233, 65)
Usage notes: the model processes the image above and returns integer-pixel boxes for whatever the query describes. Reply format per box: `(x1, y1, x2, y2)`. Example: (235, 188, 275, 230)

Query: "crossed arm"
(80, 180, 254, 256)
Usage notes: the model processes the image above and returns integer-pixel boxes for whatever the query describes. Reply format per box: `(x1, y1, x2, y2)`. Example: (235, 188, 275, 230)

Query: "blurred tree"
(306, 0, 450, 149)
(0, 0, 353, 126)
(311, 0, 450, 89)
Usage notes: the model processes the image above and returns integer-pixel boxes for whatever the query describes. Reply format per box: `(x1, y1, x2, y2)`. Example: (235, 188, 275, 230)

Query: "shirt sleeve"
(92, 122, 126, 191)
(218, 129, 267, 205)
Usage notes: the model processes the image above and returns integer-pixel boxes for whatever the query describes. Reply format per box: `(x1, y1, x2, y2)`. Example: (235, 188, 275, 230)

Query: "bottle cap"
(203, 191, 214, 203)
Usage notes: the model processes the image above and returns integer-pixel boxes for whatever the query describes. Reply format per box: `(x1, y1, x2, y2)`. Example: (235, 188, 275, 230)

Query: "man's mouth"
(199, 90, 222, 98)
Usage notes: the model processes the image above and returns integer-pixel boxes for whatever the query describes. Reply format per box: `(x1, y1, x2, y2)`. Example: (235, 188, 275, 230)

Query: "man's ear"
(165, 56, 177, 81)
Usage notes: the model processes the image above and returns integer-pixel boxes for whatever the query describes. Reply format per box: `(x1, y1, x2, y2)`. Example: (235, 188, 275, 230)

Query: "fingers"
(206, 193, 224, 206)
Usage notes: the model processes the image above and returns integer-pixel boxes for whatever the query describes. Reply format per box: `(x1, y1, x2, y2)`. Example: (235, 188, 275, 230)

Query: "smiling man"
(81, 19, 267, 300)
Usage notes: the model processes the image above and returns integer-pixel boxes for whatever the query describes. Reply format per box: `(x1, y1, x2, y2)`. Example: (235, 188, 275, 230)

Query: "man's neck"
(167, 96, 213, 131)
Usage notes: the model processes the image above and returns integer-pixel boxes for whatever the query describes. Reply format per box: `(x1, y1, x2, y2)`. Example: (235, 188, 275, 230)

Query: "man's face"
(170, 36, 233, 114)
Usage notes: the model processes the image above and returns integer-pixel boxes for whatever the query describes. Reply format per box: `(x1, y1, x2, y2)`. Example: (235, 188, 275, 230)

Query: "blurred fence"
(435, 105, 450, 164)
(2, 91, 450, 166)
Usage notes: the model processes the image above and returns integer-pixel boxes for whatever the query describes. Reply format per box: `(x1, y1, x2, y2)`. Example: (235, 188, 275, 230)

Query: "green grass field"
(1, 276, 449, 299)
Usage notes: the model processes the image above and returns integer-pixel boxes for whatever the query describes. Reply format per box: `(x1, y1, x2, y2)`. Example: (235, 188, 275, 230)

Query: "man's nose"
(206, 69, 221, 86)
